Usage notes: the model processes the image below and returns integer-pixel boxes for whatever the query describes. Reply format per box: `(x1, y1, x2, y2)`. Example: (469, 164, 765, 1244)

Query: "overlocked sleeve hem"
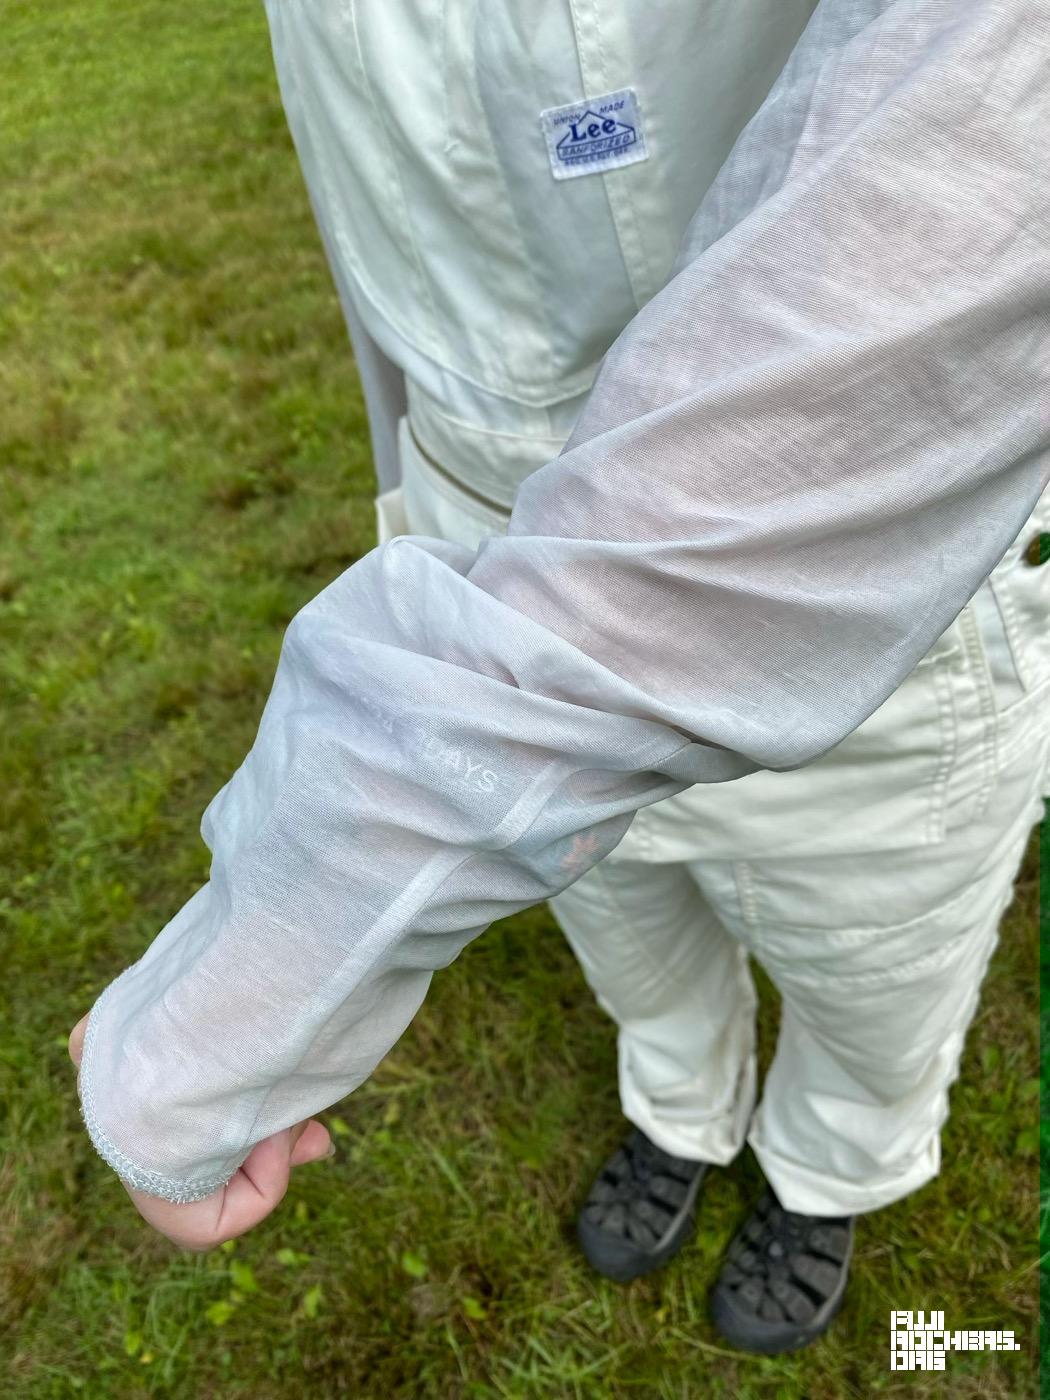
(77, 971, 240, 1204)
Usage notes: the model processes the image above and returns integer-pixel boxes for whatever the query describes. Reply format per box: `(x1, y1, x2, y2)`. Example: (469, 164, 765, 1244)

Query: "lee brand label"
(540, 87, 647, 180)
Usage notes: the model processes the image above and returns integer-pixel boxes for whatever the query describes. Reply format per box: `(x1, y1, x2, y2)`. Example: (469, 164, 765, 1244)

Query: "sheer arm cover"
(79, 0, 1050, 1201)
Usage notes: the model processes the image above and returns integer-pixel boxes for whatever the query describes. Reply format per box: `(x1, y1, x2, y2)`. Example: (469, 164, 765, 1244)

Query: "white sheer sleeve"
(79, 0, 1050, 1201)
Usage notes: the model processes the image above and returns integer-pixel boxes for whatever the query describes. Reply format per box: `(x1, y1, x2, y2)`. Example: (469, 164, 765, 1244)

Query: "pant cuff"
(748, 1128, 941, 1216)
(618, 1051, 756, 1166)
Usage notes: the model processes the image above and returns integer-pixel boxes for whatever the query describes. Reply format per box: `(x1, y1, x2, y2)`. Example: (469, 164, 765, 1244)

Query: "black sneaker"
(710, 1187, 854, 1354)
(576, 1127, 710, 1282)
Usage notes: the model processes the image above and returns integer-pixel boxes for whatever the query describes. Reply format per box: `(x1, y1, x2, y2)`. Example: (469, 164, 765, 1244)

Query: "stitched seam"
(412, 401, 571, 450)
(926, 659, 957, 845)
(583, 0, 651, 310)
(283, 6, 444, 369)
(990, 569, 1034, 690)
(578, 860, 698, 993)
(406, 421, 512, 523)
(768, 921, 992, 992)
(732, 860, 759, 931)
(444, 1, 566, 393)
(958, 605, 998, 820)
(997, 681, 1050, 764)
(336, 250, 602, 408)
(747, 846, 1000, 944)
(346, 1, 450, 365)
(242, 720, 694, 1152)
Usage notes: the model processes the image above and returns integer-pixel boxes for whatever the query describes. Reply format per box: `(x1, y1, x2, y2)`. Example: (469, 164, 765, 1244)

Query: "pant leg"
(549, 859, 756, 1164)
(685, 739, 1046, 1217)
(557, 489, 1048, 1209)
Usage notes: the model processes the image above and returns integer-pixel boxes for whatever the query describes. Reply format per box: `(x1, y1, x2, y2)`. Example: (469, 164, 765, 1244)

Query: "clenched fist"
(68, 1015, 333, 1251)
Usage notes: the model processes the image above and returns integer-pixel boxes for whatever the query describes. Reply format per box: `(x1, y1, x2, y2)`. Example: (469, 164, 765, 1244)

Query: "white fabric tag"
(540, 87, 648, 181)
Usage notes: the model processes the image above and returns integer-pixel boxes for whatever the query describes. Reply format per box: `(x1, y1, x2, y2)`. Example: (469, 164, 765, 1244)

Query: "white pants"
(381, 415, 1050, 1216)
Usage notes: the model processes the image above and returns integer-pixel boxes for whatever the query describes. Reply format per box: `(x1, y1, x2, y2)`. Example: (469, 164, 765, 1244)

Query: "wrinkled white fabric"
(79, 0, 1050, 1201)
(554, 742, 1049, 1215)
(397, 334, 1050, 1215)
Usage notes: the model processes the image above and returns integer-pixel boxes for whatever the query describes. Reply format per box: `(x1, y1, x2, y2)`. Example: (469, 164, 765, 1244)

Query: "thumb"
(215, 1121, 334, 1237)
(216, 1129, 299, 1235)
(68, 1014, 89, 1069)
(289, 1118, 333, 1166)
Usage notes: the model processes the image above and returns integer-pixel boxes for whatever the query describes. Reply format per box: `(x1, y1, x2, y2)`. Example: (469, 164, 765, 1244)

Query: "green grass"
(0, 3, 1041, 1395)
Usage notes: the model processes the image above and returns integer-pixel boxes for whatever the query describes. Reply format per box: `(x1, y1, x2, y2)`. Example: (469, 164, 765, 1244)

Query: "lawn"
(0, 3, 1042, 1395)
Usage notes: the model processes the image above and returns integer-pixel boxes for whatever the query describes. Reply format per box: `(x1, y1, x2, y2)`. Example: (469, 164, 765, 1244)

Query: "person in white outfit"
(69, 0, 1050, 1355)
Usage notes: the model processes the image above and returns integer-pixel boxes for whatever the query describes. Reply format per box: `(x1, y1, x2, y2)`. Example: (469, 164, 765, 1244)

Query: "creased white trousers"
(381, 414, 1049, 1216)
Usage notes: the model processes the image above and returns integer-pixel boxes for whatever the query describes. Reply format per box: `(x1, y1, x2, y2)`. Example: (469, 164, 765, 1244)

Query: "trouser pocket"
(985, 490, 1050, 756)
(956, 483, 1050, 784)
(396, 414, 512, 550)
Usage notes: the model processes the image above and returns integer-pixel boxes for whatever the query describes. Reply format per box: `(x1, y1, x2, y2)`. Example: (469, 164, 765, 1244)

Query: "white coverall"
(78, 0, 1050, 1213)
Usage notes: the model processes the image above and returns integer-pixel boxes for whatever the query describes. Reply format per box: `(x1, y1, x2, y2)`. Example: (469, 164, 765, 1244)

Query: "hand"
(68, 1014, 333, 1251)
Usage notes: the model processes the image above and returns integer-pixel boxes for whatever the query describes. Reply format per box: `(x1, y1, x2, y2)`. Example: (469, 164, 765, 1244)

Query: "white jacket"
(79, 0, 1050, 1202)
